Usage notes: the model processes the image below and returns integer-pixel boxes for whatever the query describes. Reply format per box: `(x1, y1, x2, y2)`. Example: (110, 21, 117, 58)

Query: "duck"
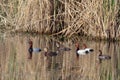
(28, 39, 41, 59)
(44, 48, 58, 57)
(75, 43, 94, 55)
(56, 43, 71, 51)
(98, 50, 111, 60)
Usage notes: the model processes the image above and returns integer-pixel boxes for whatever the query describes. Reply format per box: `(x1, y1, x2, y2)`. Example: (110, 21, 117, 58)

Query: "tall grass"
(0, 0, 119, 39)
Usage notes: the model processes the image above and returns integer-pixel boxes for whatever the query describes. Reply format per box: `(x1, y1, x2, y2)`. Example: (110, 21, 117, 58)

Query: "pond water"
(0, 34, 120, 80)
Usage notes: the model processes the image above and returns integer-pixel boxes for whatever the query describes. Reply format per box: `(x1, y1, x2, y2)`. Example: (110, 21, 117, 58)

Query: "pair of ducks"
(75, 43, 111, 60)
(75, 43, 94, 55)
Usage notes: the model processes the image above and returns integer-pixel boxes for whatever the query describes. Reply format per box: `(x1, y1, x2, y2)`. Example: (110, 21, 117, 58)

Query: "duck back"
(99, 55, 111, 60)
(33, 48, 41, 52)
(49, 52, 57, 56)
(45, 51, 57, 57)
(77, 49, 89, 55)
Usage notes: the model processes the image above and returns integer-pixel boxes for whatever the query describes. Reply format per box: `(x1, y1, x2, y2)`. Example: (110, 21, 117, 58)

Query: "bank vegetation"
(0, 0, 120, 40)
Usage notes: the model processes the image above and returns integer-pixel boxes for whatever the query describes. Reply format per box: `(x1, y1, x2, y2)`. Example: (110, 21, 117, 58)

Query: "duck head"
(75, 43, 79, 50)
(75, 43, 79, 58)
(99, 50, 102, 56)
(83, 43, 87, 49)
(44, 48, 48, 52)
(28, 39, 33, 48)
(44, 48, 48, 56)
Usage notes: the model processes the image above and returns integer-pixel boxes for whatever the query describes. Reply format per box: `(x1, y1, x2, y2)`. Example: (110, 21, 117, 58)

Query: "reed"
(59, 0, 119, 39)
(0, 0, 120, 40)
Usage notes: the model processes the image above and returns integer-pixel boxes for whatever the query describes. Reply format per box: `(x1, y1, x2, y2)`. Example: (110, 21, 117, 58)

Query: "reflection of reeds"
(0, 35, 119, 80)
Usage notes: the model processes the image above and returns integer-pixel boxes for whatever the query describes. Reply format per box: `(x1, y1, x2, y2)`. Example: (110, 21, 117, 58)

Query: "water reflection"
(0, 34, 120, 80)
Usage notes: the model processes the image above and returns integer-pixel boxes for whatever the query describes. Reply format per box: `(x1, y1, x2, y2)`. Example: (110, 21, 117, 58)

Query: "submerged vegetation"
(0, 0, 120, 40)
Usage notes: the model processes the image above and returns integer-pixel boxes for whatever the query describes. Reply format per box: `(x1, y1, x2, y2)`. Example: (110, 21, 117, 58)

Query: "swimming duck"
(28, 39, 41, 59)
(99, 50, 111, 60)
(56, 43, 71, 51)
(44, 48, 58, 57)
(28, 39, 41, 52)
(75, 43, 94, 55)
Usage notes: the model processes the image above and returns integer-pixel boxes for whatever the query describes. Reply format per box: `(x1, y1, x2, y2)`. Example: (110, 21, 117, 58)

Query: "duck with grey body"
(28, 39, 41, 59)
(99, 50, 111, 60)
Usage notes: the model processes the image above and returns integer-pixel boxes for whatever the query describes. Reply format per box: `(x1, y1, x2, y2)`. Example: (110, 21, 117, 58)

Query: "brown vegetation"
(0, 0, 120, 40)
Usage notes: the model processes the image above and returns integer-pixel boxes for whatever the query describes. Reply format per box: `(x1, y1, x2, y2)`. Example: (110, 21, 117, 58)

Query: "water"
(0, 34, 120, 80)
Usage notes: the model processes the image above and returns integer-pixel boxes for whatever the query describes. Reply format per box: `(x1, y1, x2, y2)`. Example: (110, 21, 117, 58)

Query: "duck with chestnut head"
(28, 39, 33, 59)
(98, 50, 111, 60)
(28, 39, 41, 59)
(98, 50, 111, 63)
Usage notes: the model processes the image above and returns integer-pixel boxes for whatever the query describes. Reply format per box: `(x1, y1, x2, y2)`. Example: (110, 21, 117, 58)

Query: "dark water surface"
(0, 34, 120, 80)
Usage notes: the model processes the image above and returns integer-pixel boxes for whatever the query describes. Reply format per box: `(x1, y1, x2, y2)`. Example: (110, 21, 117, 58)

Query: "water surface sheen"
(0, 35, 120, 80)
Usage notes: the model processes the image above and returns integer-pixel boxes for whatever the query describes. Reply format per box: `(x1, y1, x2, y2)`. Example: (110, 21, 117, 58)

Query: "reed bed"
(59, 0, 120, 39)
(0, 0, 120, 39)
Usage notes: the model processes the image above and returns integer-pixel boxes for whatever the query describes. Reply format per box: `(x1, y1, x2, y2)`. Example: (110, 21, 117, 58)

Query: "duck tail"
(107, 56, 111, 59)
(39, 49, 41, 52)
(90, 49, 94, 52)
